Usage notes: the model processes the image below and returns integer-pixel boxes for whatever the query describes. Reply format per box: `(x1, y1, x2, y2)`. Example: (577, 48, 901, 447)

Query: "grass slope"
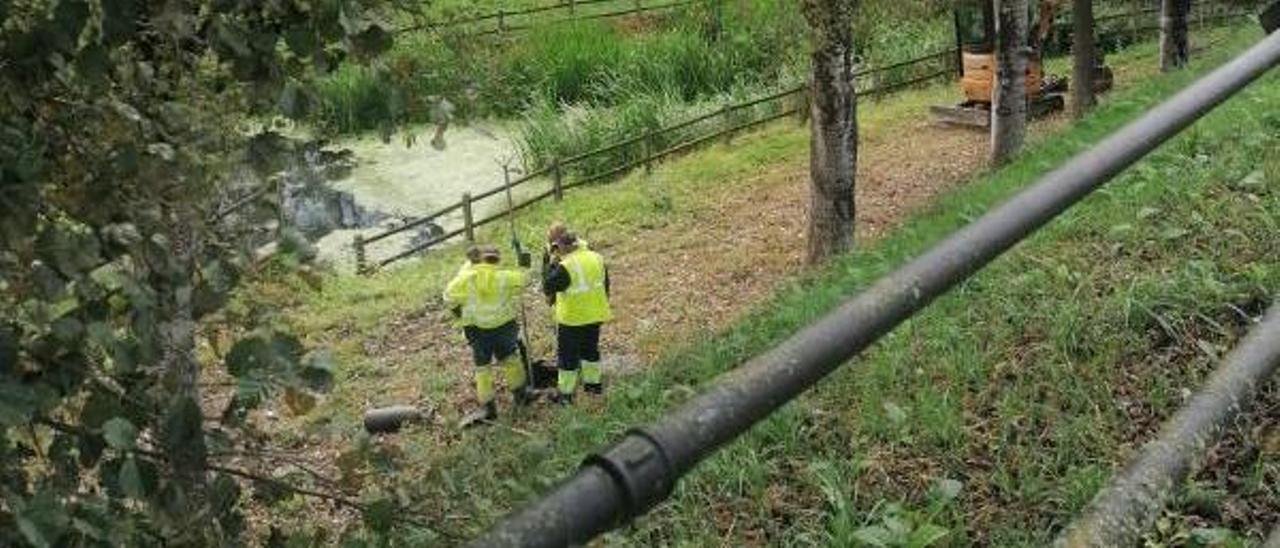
(472, 31, 1275, 546)
(244, 27, 1277, 546)
(614, 31, 1280, 546)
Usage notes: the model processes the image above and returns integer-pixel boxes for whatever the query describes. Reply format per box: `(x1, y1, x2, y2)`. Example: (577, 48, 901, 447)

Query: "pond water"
(304, 121, 552, 271)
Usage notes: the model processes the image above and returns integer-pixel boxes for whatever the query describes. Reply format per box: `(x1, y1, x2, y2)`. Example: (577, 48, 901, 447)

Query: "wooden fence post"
(793, 86, 803, 126)
(462, 192, 475, 242)
(552, 158, 564, 201)
(643, 133, 654, 174)
(497, 9, 505, 34)
(952, 8, 965, 78)
(354, 234, 367, 275)
(569, 0, 576, 15)
(723, 107, 735, 145)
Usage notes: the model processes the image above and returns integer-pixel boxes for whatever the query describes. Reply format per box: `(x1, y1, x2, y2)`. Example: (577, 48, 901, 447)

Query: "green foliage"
(100, 418, 137, 451)
(307, 0, 948, 135)
(850, 503, 952, 548)
(222, 331, 336, 421)
(0, 0, 418, 545)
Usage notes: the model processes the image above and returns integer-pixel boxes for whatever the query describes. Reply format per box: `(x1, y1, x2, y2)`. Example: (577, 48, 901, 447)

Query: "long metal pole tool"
(502, 164, 536, 387)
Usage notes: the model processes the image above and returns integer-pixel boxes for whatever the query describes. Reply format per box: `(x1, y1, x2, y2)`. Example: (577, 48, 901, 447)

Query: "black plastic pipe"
(1057, 301, 1280, 546)
(363, 405, 428, 434)
(470, 27, 1280, 548)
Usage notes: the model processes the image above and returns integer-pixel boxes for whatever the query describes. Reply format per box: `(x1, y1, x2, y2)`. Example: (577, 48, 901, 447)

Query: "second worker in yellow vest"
(443, 245, 533, 426)
(542, 229, 612, 404)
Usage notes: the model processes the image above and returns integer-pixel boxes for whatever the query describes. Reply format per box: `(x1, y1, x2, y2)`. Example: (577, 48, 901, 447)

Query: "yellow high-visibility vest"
(554, 248, 612, 326)
(443, 264, 526, 329)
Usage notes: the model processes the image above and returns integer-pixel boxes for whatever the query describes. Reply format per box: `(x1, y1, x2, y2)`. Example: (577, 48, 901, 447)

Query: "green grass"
(310, 0, 810, 133)
(623, 28, 1279, 545)
(308, 0, 963, 135)
(253, 25, 1277, 546)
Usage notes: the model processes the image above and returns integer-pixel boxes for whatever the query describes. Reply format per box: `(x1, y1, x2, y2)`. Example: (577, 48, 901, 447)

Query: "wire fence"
(391, 0, 1243, 45)
(394, 0, 702, 37)
(353, 3, 1251, 272)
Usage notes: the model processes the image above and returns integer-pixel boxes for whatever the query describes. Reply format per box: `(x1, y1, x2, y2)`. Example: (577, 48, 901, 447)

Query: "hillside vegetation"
(308, 0, 954, 134)
(231, 24, 1279, 545)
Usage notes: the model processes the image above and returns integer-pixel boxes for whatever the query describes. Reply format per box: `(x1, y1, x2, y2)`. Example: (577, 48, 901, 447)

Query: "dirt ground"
(605, 116, 994, 363)
(355, 107, 1067, 419)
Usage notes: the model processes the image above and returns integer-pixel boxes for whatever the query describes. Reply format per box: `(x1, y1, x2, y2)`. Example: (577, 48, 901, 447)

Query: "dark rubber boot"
(459, 401, 497, 429)
(513, 386, 539, 407)
(549, 392, 574, 406)
(584, 383, 603, 395)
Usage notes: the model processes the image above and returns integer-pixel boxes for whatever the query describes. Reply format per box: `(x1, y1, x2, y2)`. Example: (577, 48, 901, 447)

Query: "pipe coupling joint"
(582, 429, 675, 520)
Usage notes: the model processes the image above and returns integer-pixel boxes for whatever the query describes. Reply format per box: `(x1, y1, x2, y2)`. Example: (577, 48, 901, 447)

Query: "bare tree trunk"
(1072, 0, 1097, 117)
(801, 0, 858, 264)
(991, 0, 1028, 165)
(1160, 0, 1190, 71)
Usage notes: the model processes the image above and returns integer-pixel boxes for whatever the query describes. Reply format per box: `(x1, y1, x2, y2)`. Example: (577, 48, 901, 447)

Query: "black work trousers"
(556, 323, 601, 371)
(463, 321, 519, 366)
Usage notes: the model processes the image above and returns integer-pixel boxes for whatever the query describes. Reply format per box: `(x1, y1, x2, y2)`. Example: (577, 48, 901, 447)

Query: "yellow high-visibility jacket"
(443, 263, 526, 329)
(552, 248, 612, 326)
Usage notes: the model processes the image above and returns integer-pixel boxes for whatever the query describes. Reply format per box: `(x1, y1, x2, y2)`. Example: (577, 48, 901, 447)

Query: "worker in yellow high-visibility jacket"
(542, 229, 612, 404)
(540, 222, 588, 303)
(443, 245, 532, 426)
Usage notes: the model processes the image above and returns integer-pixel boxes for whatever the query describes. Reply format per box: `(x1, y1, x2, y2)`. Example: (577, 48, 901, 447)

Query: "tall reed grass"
(308, 0, 952, 135)
(515, 77, 802, 178)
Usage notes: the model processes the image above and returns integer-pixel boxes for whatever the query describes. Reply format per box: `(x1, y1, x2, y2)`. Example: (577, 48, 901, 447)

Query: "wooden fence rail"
(354, 5, 1248, 273)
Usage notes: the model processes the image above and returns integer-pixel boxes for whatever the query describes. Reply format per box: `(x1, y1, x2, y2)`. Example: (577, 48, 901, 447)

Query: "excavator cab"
(933, 0, 1109, 127)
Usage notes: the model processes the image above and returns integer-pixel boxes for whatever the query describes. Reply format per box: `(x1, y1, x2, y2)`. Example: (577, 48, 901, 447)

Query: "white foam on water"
(312, 121, 554, 271)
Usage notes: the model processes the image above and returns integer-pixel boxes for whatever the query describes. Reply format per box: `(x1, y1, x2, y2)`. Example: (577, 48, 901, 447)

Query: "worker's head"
(479, 245, 501, 264)
(465, 245, 483, 264)
(547, 222, 569, 246)
(550, 231, 578, 256)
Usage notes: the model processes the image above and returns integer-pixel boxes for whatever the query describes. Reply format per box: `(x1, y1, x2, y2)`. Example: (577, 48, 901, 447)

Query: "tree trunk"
(801, 0, 858, 264)
(155, 209, 210, 520)
(158, 216, 201, 404)
(1072, 0, 1097, 118)
(991, 0, 1028, 165)
(1160, 0, 1190, 71)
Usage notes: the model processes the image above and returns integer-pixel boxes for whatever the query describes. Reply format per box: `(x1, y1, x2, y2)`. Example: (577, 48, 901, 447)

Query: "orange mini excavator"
(931, 0, 1113, 127)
